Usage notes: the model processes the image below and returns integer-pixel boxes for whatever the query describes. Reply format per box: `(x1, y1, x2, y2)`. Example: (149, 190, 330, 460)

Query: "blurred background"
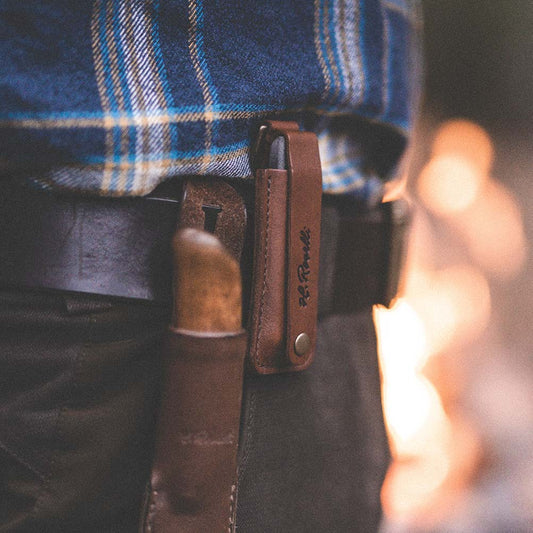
(375, 2, 533, 531)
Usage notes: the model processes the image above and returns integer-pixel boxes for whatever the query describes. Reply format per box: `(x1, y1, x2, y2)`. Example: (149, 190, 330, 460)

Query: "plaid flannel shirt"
(0, 0, 421, 203)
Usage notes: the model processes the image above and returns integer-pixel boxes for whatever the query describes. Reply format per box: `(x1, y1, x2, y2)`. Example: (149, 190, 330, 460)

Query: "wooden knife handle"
(143, 228, 246, 533)
(171, 228, 242, 332)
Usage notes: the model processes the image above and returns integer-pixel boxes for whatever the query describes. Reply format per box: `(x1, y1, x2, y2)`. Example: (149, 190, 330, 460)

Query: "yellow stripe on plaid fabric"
(91, 0, 175, 194)
(26, 145, 251, 197)
(91, 1, 120, 193)
(103, 0, 131, 192)
(0, 107, 408, 137)
(188, 0, 217, 174)
(322, 0, 342, 103)
(119, 0, 174, 193)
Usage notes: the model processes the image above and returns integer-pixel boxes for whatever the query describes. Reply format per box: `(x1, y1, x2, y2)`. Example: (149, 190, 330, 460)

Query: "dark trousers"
(0, 202, 390, 532)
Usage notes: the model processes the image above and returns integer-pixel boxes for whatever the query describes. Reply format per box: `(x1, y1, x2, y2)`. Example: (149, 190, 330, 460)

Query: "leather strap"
(178, 178, 246, 261)
(282, 128, 322, 366)
(249, 121, 322, 373)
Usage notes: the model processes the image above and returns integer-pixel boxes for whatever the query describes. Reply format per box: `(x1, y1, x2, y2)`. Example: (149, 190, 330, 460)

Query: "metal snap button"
(294, 332, 311, 356)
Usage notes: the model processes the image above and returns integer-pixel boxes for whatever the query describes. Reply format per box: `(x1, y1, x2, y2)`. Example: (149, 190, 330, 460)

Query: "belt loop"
(177, 177, 247, 262)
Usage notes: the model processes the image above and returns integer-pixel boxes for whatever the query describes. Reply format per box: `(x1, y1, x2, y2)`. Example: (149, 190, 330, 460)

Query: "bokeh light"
(432, 119, 494, 175)
(453, 180, 527, 279)
(418, 155, 485, 215)
(376, 118, 527, 529)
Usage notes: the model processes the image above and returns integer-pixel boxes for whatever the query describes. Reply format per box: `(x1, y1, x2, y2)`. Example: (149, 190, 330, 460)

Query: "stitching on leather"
(238, 389, 255, 476)
(232, 388, 255, 529)
(145, 488, 158, 532)
(227, 482, 237, 532)
(254, 174, 272, 367)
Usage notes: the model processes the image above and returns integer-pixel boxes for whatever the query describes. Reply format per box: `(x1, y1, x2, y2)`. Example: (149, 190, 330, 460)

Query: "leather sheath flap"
(248, 122, 322, 374)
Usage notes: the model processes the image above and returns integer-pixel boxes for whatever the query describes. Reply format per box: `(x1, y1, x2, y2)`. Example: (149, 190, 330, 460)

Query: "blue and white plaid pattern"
(0, 0, 421, 201)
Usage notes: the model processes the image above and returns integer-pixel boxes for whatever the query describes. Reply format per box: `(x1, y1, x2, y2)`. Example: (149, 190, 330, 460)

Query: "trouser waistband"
(0, 180, 408, 315)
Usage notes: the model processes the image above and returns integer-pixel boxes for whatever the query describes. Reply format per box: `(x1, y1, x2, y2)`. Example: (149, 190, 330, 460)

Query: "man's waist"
(0, 179, 408, 315)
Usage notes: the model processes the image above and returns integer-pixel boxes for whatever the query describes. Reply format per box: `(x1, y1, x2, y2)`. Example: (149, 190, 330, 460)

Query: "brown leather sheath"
(142, 227, 246, 533)
(144, 330, 246, 533)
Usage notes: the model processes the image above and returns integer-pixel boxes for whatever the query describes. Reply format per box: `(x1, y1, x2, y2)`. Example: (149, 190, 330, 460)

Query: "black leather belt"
(0, 181, 409, 312)
(0, 182, 185, 302)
